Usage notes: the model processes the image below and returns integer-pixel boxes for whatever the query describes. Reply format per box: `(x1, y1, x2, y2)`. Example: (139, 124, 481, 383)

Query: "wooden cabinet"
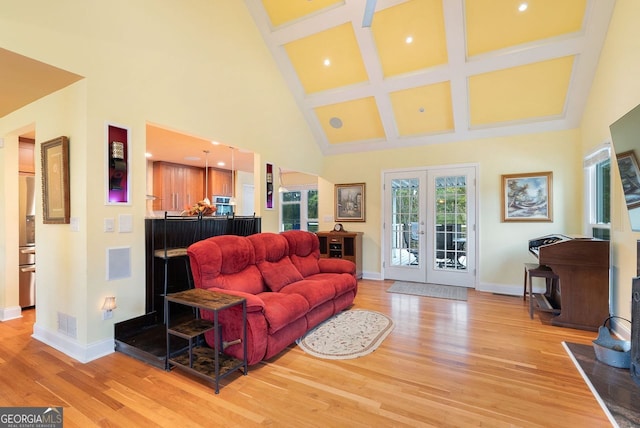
(153, 162, 204, 211)
(316, 231, 363, 279)
(18, 138, 35, 174)
(207, 167, 233, 197)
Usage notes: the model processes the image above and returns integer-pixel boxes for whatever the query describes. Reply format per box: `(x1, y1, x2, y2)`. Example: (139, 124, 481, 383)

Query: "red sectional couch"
(186, 230, 358, 365)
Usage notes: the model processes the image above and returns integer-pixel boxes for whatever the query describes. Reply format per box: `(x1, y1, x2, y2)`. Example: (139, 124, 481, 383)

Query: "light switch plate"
(104, 218, 115, 232)
(118, 214, 133, 233)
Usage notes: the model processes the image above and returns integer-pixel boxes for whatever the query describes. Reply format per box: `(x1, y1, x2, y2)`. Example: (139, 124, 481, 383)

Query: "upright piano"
(528, 234, 610, 331)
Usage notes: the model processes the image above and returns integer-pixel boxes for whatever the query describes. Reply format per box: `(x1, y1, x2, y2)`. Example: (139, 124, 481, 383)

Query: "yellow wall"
(580, 0, 640, 328)
(0, 0, 321, 359)
(0, 0, 636, 361)
(320, 129, 583, 291)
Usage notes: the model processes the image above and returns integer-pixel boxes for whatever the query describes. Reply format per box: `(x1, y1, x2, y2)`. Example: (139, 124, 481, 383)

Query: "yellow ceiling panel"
(284, 23, 368, 94)
(390, 82, 454, 136)
(466, 0, 586, 56)
(469, 56, 575, 126)
(314, 97, 385, 144)
(372, 0, 447, 77)
(261, 0, 344, 28)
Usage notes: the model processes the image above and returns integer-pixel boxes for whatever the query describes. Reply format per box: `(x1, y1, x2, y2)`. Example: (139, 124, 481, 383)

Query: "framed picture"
(616, 150, 640, 209)
(41, 136, 70, 224)
(106, 123, 130, 204)
(501, 171, 552, 222)
(335, 182, 365, 222)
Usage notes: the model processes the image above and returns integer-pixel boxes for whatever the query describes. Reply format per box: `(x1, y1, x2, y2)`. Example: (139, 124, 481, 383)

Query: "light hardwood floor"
(0, 280, 611, 427)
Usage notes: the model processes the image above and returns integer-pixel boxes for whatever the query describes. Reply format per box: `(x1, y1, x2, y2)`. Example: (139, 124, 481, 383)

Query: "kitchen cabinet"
(153, 162, 204, 211)
(207, 167, 233, 197)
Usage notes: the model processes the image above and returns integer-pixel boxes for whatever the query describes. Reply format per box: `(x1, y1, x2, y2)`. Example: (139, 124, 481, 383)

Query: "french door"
(383, 166, 476, 287)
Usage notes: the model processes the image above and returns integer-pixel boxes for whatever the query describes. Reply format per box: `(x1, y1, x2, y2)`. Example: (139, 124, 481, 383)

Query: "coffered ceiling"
(245, 0, 615, 155)
(1, 1, 615, 162)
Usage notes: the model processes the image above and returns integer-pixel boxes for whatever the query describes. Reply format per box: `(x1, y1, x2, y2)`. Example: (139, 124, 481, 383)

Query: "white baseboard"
(0, 305, 22, 321)
(362, 271, 382, 281)
(32, 322, 114, 363)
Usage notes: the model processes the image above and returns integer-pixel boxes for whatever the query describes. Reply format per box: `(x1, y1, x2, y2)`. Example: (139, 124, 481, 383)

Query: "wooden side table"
(165, 288, 247, 394)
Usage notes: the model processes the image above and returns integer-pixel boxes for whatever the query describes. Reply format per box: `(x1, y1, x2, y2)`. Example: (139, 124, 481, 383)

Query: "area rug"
(296, 310, 394, 360)
(387, 281, 468, 301)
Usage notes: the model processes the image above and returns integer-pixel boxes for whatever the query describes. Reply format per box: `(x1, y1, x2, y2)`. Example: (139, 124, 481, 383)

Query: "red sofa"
(187, 230, 358, 365)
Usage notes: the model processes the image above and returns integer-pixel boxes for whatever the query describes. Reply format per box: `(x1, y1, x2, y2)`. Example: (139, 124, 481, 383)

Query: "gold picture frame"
(501, 171, 552, 222)
(41, 136, 70, 224)
(335, 182, 365, 222)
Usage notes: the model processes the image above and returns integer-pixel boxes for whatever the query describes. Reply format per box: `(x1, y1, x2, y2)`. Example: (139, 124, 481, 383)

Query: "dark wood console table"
(165, 288, 247, 394)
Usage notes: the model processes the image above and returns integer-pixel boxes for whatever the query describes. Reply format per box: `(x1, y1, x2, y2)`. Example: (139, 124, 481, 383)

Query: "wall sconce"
(102, 296, 117, 320)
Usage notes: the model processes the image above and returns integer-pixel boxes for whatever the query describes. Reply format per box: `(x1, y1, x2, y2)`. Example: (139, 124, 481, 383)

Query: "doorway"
(383, 165, 477, 287)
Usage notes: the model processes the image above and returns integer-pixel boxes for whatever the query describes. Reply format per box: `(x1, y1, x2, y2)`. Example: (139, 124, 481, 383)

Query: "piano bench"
(524, 263, 559, 319)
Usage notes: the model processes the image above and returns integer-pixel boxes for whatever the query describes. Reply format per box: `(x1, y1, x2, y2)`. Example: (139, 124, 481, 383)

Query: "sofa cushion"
(280, 279, 336, 309)
(249, 233, 303, 292)
(188, 235, 265, 295)
(259, 292, 309, 334)
(305, 272, 356, 297)
(282, 230, 321, 277)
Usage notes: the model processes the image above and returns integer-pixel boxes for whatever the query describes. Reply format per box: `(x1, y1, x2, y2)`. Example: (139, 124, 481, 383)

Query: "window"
(584, 144, 611, 240)
(280, 187, 318, 232)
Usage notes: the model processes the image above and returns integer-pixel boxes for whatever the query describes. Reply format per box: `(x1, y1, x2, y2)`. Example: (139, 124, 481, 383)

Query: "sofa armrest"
(202, 287, 266, 313)
(318, 258, 356, 275)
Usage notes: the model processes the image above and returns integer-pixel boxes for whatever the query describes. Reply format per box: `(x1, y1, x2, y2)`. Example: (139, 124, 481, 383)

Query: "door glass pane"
(282, 191, 301, 230)
(434, 175, 467, 271)
(390, 178, 420, 266)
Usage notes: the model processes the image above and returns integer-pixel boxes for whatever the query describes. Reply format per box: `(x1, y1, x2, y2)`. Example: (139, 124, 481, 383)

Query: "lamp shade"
(102, 296, 117, 311)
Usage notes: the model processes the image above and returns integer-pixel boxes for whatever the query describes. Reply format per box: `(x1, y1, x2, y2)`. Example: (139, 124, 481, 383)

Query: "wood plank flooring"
(0, 280, 612, 427)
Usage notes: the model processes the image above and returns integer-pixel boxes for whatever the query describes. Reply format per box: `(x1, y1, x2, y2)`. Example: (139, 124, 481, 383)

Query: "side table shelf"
(165, 288, 248, 394)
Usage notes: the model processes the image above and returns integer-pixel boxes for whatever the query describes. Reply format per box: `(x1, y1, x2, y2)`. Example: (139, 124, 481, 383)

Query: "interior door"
(383, 166, 476, 287)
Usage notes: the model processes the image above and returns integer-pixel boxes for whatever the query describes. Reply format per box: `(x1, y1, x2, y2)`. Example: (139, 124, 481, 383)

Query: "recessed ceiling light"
(418, 107, 425, 113)
(405, 36, 413, 44)
(323, 58, 331, 67)
(329, 117, 343, 129)
(518, 2, 528, 12)
(217, 161, 225, 167)
(145, 152, 152, 158)
(211, 141, 220, 145)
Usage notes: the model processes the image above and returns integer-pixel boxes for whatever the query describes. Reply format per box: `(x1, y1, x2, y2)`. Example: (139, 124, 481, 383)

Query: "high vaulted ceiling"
(1, 1, 615, 162)
(245, 0, 615, 155)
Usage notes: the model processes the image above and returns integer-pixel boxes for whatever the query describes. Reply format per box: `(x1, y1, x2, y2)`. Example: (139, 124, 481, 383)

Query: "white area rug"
(387, 281, 468, 301)
(296, 310, 394, 360)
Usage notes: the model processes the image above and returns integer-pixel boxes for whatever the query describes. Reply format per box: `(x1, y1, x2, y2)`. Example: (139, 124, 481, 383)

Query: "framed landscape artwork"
(501, 171, 552, 222)
(616, 150, 640, 209)
(335, 183, 365, 222)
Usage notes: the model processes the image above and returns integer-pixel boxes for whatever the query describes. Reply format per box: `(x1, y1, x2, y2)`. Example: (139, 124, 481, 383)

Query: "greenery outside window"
(281, 187, 318, 232)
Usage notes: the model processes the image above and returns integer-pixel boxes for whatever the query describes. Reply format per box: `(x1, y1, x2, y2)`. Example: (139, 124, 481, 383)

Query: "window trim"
(279, 185, 318, 232)
(584, 143, 611, 238)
